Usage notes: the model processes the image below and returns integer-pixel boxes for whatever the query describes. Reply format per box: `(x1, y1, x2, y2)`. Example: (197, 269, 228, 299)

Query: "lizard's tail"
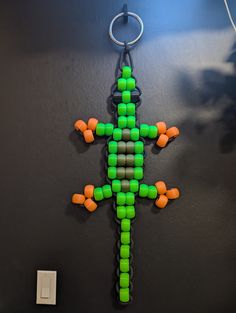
(115, 203, 135, 304)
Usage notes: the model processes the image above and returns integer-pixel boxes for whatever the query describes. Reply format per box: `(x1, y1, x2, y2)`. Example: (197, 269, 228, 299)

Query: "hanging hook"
(123, 4, 128, 24)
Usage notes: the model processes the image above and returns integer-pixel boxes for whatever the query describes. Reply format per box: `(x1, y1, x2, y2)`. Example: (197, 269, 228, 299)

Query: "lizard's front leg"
(74, 118, 115, 144)
(74, 118, 98, 143)
(139, 121, 180, 148)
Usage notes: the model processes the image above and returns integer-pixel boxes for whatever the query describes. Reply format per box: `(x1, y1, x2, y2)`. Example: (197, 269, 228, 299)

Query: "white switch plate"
(36, 270, 57, 305)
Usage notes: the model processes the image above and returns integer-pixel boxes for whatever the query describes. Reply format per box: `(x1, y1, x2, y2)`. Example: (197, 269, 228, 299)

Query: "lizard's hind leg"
(72, 184, 97, 212)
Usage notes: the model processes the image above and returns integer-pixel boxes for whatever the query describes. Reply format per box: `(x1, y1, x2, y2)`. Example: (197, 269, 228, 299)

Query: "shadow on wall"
(179, 41, 236, 154)
(200, 43, 236, 153)
(0, 0, 235, 54)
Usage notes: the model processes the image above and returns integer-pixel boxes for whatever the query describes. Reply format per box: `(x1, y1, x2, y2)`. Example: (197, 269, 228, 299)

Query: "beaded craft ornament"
(71, 6, 180, 304)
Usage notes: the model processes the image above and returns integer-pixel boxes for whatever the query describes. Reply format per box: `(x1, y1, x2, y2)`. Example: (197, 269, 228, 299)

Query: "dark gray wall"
(0, 1, 236, 312)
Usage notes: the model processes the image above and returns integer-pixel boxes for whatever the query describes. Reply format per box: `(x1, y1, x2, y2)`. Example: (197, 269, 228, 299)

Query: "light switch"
(36, 270, 57, 305)
(41, 276, 50, 298)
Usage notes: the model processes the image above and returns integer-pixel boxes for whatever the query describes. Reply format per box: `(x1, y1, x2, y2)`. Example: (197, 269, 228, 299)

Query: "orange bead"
(166, 188, 180, 199)
(74, 119, 87, 132)
(155, 195, 168, 209)
(72, 193, 85, 205)
(87, 118, 99, 131)
(84, 185, 94, 198)
(155, 181, 167, 195)
(156, 134, 169, 148)
(83, 129, 94, 143)
(166, 127, 180, 139)
(156, 121, 167, 135)
(84, 198, 97, 212)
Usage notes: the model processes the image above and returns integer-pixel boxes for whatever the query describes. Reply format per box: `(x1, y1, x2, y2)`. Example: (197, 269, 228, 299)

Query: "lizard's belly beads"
(71, 6, 180, 305)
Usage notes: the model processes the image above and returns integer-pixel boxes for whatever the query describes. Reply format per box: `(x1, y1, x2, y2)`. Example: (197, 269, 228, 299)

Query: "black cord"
(118, 41, 134, 71)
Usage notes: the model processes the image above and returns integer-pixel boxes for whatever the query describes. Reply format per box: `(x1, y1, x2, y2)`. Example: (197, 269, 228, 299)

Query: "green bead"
(116, 206, 126, 219)
(112, 180, 121, 193)
(117, 78, 127, 91)
(121, 232, 130, 245)
(127, 116, 136, 129)
(126, 206, 135, 219)
(108, 141, 117, 153)
(126, 192, 135, 205)
(117, 192, 126, 205)
(134, 141, 144, 154)
(130, 180, 139, 193)
(148, 185, 158, 199)
(120, 259, 129, 273)
(118, 116, 127, 129)
(121, 218, 130, 231)
(120, 244, 130, 258)
(94, 187, 104, 201)
(126, 77, 136, 91)
(119, 288, 130, 303)
(134, 154, 144, 167)
(139, 184, 149, 197)
(108, 154, 117, 166)
(96, 123, 105, 136)
(120, 273, 130, 288)
(113, 128, 122, 141)
(122, 91, 131, 104)
(126, 103, 135, 116)
(102, 184, 112, 198)
(130, 128, 139, 141)
(148, 125, 158, 139)
(105, 123, 114, 136)
(140, 124, 149, 137)
(108, 167, 116, 179)
(134, 167, 143, 180)
(118, 103, 126, 116)
(122, 66, 132, 78)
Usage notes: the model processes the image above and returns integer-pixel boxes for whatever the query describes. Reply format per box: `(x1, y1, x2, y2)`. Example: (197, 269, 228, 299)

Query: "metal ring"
(109, 12, 144, 47)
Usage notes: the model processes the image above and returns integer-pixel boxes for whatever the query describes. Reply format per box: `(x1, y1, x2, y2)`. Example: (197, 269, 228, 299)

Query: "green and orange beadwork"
(72, 65, 180, 304)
